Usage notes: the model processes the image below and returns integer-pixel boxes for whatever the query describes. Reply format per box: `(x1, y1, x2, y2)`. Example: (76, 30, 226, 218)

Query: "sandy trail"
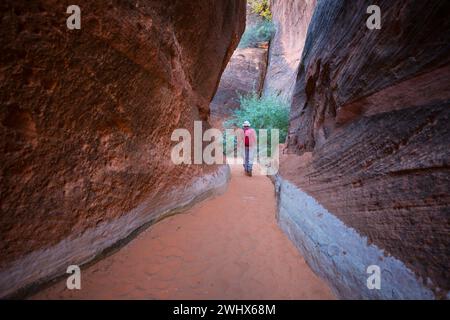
(32, 165, 334, 299)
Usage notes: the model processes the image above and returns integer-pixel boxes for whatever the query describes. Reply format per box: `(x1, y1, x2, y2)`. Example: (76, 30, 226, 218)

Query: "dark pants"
(244, 146, 253, 172)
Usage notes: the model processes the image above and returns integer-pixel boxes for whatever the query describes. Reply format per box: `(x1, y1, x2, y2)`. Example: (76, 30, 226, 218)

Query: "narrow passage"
(33, 166, 333, 299)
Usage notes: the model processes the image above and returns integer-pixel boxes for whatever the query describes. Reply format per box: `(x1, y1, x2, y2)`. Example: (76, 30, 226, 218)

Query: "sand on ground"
(32, 165, 334, 299)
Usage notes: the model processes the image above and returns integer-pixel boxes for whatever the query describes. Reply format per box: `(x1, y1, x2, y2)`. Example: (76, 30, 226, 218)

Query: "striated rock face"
(263, 0, 316, 102)
(0, 0, 245, 297)
(279, 0, 450, 298)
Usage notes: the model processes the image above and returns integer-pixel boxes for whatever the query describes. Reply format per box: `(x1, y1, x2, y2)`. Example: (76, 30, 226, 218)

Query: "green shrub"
(238, 20, 275, 48)
(249, 0, 272, 21)
(224, 92, 290, 144)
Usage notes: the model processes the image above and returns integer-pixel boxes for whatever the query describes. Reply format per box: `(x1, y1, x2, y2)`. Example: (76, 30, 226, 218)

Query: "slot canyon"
(0, 0, 449, 300)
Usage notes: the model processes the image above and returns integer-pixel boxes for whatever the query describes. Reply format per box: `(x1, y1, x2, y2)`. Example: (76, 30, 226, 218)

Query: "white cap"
(243, 121, 251, 127)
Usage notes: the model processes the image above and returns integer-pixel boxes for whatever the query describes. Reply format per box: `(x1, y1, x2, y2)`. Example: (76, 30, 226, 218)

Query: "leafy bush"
(224, 92, 290, 144)
(238, 20, 275, 48)
(249, 0, 272, 21)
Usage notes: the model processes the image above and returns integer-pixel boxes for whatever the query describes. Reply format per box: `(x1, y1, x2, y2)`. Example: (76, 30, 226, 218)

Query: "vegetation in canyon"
(238, 19, 275, 48)
(249, 0, 272, 21)
(224, 92, 290, 143)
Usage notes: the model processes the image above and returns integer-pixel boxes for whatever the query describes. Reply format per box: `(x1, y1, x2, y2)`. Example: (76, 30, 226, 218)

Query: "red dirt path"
(32, 166, 334, 299)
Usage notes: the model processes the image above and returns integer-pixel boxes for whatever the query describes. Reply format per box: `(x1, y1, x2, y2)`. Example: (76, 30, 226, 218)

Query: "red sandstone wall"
(0, 0, 245, 297)
(263, 0, 316, 102)
(210, 4, 268, 124)
(281, 0, 450, 296)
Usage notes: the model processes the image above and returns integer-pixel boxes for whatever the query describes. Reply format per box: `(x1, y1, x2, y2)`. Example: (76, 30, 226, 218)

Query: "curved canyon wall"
(277, 0, 450, 298)
(0, 0, 245, 297)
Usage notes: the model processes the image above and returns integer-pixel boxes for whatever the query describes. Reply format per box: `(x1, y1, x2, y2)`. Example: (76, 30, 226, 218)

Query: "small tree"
(249, 0, 272, 21)
(224, 92, 290, 144)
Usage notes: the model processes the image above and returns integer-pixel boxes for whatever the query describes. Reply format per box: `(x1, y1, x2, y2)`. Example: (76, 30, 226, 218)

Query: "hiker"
(237, 120, 257, 176)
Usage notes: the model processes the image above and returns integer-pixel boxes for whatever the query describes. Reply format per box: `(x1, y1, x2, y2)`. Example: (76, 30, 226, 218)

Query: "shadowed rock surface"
(0, 0, 245, 297)
(263, 0, 316, 102)
(278, 0, 450, 298)
(210, 47, 268, 121)
(210, 4, 268, 125)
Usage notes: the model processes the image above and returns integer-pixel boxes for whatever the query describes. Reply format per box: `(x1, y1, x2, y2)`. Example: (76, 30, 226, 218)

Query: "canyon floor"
(32, 165, 334, 300)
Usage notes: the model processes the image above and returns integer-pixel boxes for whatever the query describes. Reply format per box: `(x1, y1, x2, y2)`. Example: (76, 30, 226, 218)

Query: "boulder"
(210, 47, 268, 121)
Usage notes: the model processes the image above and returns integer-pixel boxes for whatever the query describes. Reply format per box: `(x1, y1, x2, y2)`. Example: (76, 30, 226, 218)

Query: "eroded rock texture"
(263, 0, 316, 102)
(0, 0, 245, 297)
(280, 0, 450, 298)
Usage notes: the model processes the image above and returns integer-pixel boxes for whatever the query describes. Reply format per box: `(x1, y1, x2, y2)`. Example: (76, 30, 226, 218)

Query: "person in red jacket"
(238, 120, 257, 176)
